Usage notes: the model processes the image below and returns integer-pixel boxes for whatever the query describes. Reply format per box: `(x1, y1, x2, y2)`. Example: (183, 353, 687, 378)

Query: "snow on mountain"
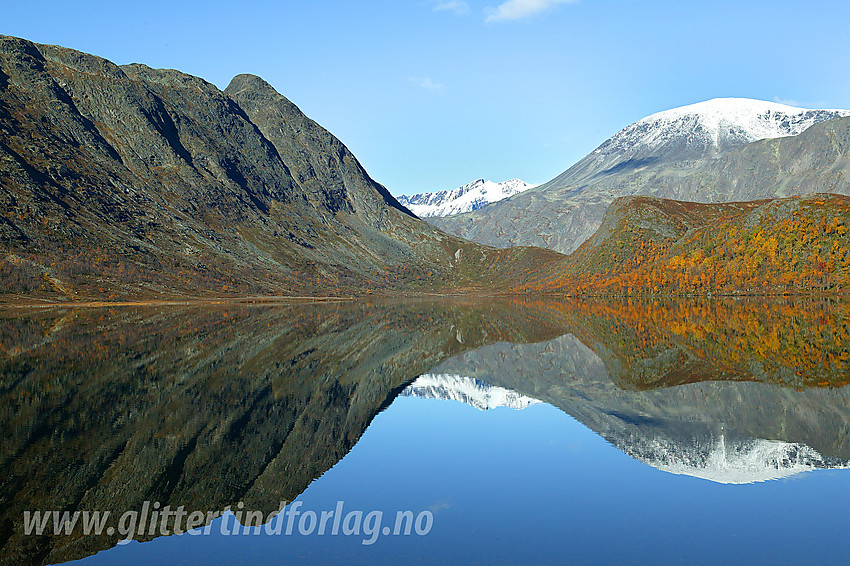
(401, 373, 541, 411)
(621, 431, 850, 484)
(396, 178, 535, 218)
(593, 97, 850, 163)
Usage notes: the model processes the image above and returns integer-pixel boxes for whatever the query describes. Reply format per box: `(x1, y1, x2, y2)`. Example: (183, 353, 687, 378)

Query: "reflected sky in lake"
(2, 298, 850, 565)
(80, 396, 850, 566)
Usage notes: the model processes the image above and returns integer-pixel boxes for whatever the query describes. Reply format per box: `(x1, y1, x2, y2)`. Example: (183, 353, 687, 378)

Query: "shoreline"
(2, 290, 849, 309)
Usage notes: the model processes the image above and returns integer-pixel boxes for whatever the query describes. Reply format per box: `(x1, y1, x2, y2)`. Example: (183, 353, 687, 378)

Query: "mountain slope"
(545, 98, 850, 189)
(519, 192, 850, 295)
(432, 99, 850, 254)
(0, 36, 562, 301)
(397, 178, 534, 217)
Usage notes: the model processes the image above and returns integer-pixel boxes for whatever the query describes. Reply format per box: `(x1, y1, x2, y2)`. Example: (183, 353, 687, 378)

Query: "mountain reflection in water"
(1, 297, 849, 565)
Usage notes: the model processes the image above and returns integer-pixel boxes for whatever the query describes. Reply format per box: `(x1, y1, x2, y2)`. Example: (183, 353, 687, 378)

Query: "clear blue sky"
(5, 0, 850, 195)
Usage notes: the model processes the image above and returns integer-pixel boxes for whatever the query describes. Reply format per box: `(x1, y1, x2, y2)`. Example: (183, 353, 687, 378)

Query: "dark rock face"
(0, 36, 562, 300)
(224, 73, 412, 222)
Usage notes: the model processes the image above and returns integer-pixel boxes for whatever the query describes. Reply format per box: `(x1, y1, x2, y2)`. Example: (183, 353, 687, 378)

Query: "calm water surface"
(2, 298, 849, 565)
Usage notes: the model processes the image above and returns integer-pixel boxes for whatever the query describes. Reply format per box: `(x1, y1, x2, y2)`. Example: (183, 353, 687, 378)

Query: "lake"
(2, 297, 850, 565)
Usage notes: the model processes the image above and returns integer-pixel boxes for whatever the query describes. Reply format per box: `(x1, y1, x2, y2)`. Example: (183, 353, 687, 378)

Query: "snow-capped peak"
(638, 97, 850, 147)
(397, 178, 535, 218)
(401, 373, 541, 411)
(592, 97, 850, 163)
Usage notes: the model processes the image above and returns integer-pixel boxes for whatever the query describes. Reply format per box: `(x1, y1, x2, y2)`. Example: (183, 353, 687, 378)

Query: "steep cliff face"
(222, 73, 413, 223)
(0, 36, 562, 301)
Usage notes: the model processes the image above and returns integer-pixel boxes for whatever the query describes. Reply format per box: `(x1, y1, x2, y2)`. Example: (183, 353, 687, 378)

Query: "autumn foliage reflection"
(516, 297, 850, 391)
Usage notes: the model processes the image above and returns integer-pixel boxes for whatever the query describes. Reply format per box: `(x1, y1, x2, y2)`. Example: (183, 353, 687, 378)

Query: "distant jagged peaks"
(397, 178, 535, 217)
(595, 97, 850, 162)
(402, 373, 541, 411)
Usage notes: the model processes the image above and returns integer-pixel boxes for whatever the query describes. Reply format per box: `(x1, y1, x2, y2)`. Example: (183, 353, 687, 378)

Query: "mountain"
(0, 36, 562, 301)
(407, 362, 850, 483)
(545, 98, 850, 188)
(410, 368, 850, 484)
(402, 373, 541, 410)
(431, 98, 850, 254)
(517, 192, 850, 295)
(396, 178, 535, 217)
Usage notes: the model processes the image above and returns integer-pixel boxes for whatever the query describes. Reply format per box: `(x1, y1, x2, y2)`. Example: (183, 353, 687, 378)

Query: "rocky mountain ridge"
(516, 192, 850, 295)
(0, 36, 562, 301)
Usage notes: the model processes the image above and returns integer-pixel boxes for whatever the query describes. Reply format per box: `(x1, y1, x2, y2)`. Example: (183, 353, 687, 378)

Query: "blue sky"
(5, 0, 850, 195)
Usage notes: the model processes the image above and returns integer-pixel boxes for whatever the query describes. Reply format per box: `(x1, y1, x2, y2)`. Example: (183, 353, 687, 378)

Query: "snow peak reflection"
(23, 500, 434, 546)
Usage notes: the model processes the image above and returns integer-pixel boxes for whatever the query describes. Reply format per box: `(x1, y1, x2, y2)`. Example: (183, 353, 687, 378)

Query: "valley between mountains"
(2, 36, 850, 301)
